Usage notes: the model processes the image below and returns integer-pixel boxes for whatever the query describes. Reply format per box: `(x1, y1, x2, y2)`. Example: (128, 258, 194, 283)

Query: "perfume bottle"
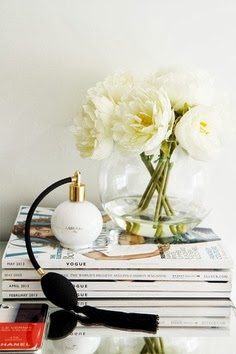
(51, 171, 103, 250)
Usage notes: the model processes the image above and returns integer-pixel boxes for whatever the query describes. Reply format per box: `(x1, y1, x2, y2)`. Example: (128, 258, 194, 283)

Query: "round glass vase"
(99, 147, 211, 238)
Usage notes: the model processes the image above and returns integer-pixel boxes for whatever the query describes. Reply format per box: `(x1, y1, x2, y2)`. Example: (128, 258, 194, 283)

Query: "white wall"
(0, 0, 236, 251)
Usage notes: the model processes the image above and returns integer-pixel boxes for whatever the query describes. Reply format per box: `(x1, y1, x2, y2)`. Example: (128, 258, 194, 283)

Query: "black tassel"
(74, 305, 159, 334)
(41, 273, 159, 334)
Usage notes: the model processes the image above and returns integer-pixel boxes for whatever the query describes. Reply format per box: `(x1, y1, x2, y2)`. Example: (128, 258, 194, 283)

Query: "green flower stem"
(137, 161, 165, 210)
(139, 153, 174, 218)
(140, 152, 155, 174)
(169, 224, 179, 235)
(143, 338, 157, 354)
(154, 338, 164, 354)
(126, 221, 141, 234)
(139, 145, 186, 237)
(161, 161, 174, 215)
(159, 338, 166, 354)
(154, 159, 175, 235)
(140, 344, 147, 354)
(139, 154, 172, 214)
(140, 338, 166, 354)
(154, 158, 170, 222)
(153, 159, 172, 238)
(154, 224, 163, 237)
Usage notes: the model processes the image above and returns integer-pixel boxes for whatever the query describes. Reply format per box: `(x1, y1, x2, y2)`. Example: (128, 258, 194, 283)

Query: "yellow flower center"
(200, 121, 210, 134)
(138, 112, 153, 127)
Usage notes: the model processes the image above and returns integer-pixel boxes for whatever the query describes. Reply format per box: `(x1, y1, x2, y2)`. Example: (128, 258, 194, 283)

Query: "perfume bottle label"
(65, 226, 84, 231)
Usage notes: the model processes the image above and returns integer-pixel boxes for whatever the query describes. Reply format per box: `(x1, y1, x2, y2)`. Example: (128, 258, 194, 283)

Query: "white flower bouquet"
(73, 68, 225, 237)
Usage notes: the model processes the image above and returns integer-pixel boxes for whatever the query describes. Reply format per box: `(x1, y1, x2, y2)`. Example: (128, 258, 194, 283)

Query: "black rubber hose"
(24, 177, 72, 270)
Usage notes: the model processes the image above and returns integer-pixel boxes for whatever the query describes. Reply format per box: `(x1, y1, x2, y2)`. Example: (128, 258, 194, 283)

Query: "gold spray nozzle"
(69, 170, 85, 202)
(37, 268, 46, 277)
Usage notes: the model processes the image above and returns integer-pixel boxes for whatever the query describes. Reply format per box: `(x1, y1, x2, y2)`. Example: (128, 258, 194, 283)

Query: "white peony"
(149, 67, 215, 110)
(88, 71, 137, 105)
(175, 105, 222, 161)
(72, 71, 137, 159)
(112, 87, 173, 154)
(73, 95, 114, 160)
(73, 68, 225, 162)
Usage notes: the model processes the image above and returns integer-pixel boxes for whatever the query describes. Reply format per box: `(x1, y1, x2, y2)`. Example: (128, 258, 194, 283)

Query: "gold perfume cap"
(69, 171, 85, 202)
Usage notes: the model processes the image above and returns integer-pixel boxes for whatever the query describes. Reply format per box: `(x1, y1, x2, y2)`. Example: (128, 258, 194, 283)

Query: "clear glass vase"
(99, 147, 211, 238)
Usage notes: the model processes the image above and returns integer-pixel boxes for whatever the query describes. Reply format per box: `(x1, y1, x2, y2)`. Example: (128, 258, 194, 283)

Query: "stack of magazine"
(1, 205, 234, 331)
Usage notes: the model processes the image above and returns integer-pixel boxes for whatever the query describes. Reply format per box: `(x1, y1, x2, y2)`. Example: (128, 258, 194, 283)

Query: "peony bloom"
(149, 67, 215, 111)
(73, 95, 114, 160)
(112, 87, 173, 154)
(88, 71, 137, 105)
(175, 105, 222, 161)
(73, 71, 137, 159)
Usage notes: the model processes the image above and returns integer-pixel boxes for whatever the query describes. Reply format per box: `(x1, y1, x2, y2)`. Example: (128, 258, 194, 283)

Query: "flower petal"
(175, 105, 222, 160)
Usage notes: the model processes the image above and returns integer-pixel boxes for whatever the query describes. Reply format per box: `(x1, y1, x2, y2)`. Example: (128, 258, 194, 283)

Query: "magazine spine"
(2, 290, 231, 299)
(2, 279, 232, 292)
(65, 317, 231, 332)
(1, 269, 232, 282)
(77, 298, 232, 307)
(58, 326, 230, 337)
(72, 307, 232, 317)
(1, 256, 233, 269)
(47, 298, 233, 310)
(1, 297, 230, 307)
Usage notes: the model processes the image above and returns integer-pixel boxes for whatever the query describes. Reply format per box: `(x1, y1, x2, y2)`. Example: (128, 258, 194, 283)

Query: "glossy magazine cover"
(1, 206, 233, 270)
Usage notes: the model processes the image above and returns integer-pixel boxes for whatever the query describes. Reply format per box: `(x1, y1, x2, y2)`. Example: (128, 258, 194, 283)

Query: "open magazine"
(2, 206, 233, 270)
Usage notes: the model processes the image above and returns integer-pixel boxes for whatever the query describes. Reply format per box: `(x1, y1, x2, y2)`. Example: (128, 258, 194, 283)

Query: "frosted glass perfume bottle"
(51, 171, 103, 250)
